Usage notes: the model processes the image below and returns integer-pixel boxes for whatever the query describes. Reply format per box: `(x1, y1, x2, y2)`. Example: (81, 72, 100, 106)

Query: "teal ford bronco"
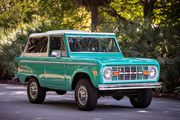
(15, 30, 161, 110)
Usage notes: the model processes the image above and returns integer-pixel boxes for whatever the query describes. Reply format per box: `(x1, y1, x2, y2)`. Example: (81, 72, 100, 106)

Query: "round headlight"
(148, 66, 157, 79)
(103, 67, 113, 81)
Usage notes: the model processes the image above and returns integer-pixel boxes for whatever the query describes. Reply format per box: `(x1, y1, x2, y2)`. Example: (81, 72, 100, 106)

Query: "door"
(44, 36, 67, 90)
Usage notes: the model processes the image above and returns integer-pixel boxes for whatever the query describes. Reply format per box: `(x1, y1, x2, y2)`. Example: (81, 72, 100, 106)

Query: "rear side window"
(26, 37, 48, 53)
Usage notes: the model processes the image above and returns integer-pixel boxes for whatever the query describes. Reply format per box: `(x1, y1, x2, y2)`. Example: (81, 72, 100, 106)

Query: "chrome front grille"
(112, 66, 148, 81)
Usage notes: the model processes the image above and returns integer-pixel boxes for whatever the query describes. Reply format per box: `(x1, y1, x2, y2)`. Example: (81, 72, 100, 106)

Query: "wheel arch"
(72, 72, 96, 90)
(25, 75, 38, 83)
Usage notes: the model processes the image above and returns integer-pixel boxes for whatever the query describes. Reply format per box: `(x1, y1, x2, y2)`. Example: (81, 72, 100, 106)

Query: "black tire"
(56, 90, 66, 95)
(129, 89, 152, 108)
(27, 78, 46, 104)
(75, 79, 98, 111)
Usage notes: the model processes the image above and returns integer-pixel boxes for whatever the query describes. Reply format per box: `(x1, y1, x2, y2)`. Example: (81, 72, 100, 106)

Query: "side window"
(26, 37, 48, 53)
(49, 37, 67, 57)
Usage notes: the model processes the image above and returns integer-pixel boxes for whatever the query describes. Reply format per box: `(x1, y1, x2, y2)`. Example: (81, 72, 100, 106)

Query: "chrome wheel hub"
(29, 82, 38, 99)
(78, 86, 88, 105)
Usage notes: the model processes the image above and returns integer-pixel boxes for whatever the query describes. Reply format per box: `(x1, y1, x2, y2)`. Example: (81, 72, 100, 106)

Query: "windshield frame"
(65, 34, 122, 54)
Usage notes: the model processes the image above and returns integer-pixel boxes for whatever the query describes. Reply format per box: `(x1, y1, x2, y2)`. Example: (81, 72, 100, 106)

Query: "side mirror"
(51, 50, 62, 58)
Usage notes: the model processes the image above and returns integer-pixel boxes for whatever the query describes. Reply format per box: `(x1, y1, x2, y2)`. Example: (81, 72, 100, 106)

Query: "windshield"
(68, 37, 119, 52)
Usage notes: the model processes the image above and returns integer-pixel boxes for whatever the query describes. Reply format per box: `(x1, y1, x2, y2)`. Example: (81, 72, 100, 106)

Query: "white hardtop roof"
(29, 30, 115, 37)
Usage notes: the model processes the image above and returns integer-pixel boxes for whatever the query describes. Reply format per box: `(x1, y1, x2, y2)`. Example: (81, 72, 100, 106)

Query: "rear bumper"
(98, 82, 162, 90)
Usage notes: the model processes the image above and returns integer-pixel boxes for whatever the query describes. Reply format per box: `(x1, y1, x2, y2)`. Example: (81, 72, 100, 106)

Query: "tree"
(74, 0, 112, 31)
(0, 0, 37, 31)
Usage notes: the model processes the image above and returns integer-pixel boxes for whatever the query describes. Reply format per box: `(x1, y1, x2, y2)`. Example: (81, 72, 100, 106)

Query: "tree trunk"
(90, 4, 98, 32)
(142, 0, 156, 19)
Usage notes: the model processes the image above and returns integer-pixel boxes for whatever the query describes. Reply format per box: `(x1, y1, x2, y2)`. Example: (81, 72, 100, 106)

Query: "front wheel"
(129, 89, 152, 108)
(27, 78, 46, 104)
(75, 79, 98, 111)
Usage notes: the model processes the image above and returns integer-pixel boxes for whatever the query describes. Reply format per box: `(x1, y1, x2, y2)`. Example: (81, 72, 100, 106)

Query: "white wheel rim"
(29, 82, 38, 99)
(78, 86, 88, 106)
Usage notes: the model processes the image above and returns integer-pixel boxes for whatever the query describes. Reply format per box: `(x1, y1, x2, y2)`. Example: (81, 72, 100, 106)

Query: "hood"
(97, 57, 159, 66)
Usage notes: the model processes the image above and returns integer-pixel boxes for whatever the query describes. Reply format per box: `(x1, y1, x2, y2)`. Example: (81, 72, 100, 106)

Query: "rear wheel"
(75, 79, 98, 111)
(27, 78, 46, 104)
(129, 89, 152, 108)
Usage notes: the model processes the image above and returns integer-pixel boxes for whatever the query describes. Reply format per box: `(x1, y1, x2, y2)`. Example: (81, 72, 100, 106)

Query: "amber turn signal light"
(143, 70, 149, 76)
(113, 71, 120, 76)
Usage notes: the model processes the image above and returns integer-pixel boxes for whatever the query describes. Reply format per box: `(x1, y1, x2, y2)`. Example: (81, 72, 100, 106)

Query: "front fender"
(71, 68, 99, 89)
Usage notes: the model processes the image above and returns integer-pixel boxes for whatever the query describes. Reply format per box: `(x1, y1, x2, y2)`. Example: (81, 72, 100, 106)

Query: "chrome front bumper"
(98, 82, 162, 90)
